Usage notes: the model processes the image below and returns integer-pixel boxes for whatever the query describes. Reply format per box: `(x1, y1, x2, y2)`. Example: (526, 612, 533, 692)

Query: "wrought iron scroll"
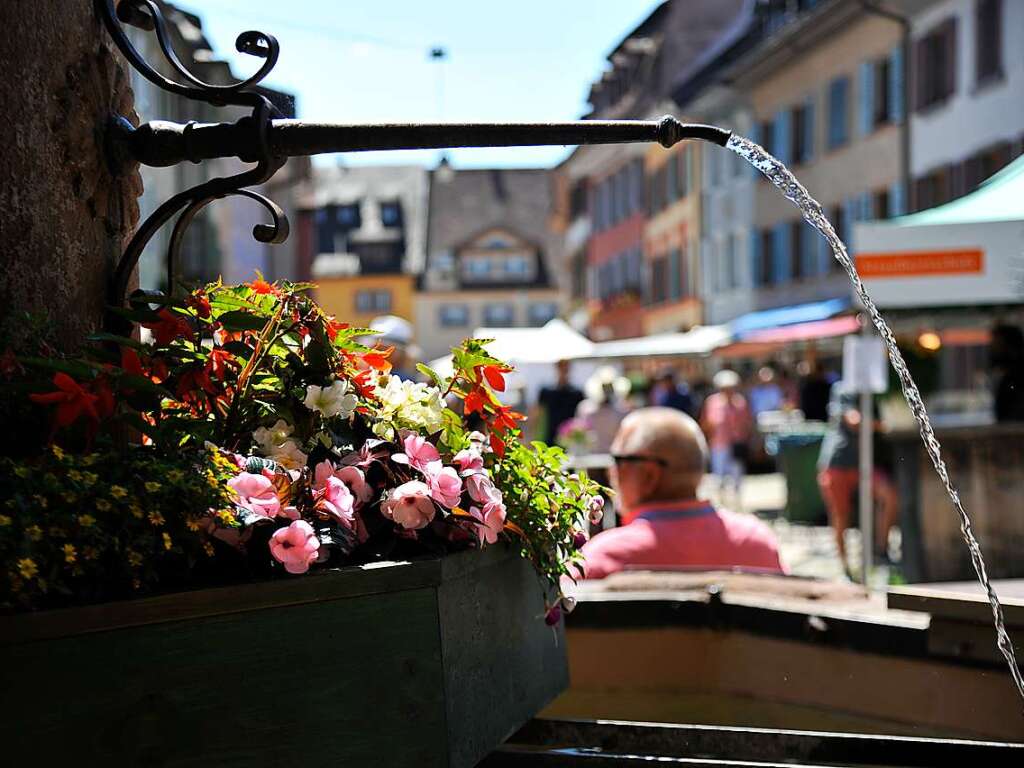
(97, 0, 288, 331)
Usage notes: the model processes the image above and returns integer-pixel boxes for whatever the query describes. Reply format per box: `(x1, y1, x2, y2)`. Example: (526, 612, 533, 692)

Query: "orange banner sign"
(855, 249, 984, 278)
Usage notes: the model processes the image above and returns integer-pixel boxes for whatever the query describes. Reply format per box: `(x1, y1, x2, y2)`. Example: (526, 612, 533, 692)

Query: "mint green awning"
(886, 155, 1024, 227)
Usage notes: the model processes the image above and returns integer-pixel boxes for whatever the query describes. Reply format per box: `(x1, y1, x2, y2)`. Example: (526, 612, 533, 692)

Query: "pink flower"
(337, 466, 373, 508)
(469, 502, 505, 545)
(426, 463, 463, 508)
(391, 434, 440, 474)
(227, 471, 281, 519)
(466, 473, 503, 506)
(318, 476, 355, 527)
(453, 448, 484, 476)
(381, 480, 436, 530)
(269, 520, 320, 574)
(587, 494, 605, 524)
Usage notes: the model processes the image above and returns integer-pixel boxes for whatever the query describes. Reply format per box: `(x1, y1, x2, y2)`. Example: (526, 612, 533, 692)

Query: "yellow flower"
(65, 492, 77, 504)
(148, 511, 165, 527)
(127, 550, 143, 567)
(63, 544, 77, 564)
(81, 454, 98, 467)
(202, 541, 215, 557)
(16, 558, 38, 579)
(51, 445, 65, 461)
(78, 514, 96, 527)
(26, 525, 43, 541)
(167, 469, 185, 483)
(109, 485, 129, 500)
(162, 533, 172, 550)
(95, 499, 112, 512)
(82, 472, 98, 486)
(13, 466, 30, 479)
(0, 514, 11, 527)
(144, 481, 162, 493)
(129, 503, 144, 519)
(216, 509, 236, 525)
(32, 495, 48, 509)
(68, 469, 83, 482)
(186, 518, 201, 532)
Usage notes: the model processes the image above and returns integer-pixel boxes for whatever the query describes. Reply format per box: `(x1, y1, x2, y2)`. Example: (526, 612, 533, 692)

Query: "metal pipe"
(117, 115, 732, 168)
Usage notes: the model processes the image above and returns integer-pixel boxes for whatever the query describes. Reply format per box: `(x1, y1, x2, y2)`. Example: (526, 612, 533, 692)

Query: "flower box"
(0, 545, 567, 768)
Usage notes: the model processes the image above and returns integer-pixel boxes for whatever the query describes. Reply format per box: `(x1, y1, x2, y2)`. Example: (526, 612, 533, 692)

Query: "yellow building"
(312, 271, 416, 331)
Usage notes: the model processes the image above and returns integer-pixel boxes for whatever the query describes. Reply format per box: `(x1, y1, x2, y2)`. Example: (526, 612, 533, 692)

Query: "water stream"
(726, 134, 1024, 702)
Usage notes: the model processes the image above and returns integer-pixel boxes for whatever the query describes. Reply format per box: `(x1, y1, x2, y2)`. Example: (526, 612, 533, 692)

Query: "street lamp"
(96, 0, 731, 332)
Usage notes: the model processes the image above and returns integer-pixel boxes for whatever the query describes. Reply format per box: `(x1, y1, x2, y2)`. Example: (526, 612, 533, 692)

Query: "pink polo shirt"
(579, 500, 785, 580)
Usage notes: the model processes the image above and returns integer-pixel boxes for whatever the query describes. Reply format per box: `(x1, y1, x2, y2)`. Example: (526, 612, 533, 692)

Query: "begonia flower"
(381, 481, 436, 530)
(269, 520, 319, 574)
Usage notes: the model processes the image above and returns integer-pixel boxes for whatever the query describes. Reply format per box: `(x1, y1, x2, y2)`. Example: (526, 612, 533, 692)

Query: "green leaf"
(217, 310, 269, 332)
(416, 363, 445, 389)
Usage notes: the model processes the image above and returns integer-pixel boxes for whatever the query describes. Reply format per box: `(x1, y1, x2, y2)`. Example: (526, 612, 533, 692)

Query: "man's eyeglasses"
(610, 454, 668, 468)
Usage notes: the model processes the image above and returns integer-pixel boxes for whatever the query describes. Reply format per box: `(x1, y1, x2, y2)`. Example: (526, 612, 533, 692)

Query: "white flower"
(304, 380, 358, 419)
(374, 376, 444, 432)
(253, 419, 294, 452)
(270, 439, 308, 470)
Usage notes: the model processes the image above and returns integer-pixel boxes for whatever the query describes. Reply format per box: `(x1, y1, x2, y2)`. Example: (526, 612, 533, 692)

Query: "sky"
(175, 0, 665, 168)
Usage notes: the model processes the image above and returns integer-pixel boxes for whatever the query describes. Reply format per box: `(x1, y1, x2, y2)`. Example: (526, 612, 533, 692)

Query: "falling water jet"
(726, 133, 1024, 703)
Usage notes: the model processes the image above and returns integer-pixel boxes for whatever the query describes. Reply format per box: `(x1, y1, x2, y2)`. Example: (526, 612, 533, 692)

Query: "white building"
(909, 0, 1024, 209)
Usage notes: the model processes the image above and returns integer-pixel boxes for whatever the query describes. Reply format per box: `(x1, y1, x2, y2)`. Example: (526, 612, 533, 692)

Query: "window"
(668, 248, 681, 301)
(650, 257, 668, 304)
(528, 302, 558, 326)
(915, 19, 957, 110)
(505, 255, 529, 276)
(873, 188, 891, 220)
(874, 57, 892, 126)
(355, 289, 391, 314)
(759, 229, 775, 286)
(976, 0, 1002, 85)
(790, 103, 813, 164)
(914, 165, 953, 209)
(666, 155, 679, 203)
(439, 304, 469, 328)
(434, 251, 454, 274)
(465, 258, 491, 277)
(759, 118, 775, 155)
(337, 204, 360, 227)
(380, 201, 402, 227)
(827, 76, 850, 149)
(629, 160, 644, 214)
(790, 221, 804, 280)
(484, 234, 513, 249)
(483, 303, 515, 326)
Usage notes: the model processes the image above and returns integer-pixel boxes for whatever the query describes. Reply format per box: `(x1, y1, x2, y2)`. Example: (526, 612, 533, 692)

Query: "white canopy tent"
(583, 325, 731, 359)
(854, 156, 1024, 310)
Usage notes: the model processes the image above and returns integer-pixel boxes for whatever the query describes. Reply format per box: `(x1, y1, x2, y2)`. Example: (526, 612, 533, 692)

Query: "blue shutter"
(860, 191, 873, 221)
(889, 182, 906, 217)
(773, 223, 790, 284)
(803, 95, 816, 162)
(801, 223, 818, 277)
(889, 45, 904, 123)
(750, 230, 762, 287)
(774, 109, 791, 165)
(858, 60, 874, 136)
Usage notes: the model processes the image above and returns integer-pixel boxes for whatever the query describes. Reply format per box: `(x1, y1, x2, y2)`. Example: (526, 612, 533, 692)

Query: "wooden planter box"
(0, 546, 567, 767)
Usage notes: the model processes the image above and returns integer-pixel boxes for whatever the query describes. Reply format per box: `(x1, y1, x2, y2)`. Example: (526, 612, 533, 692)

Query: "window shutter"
(750, 230, 762, 287)
(859, 60, 875, 136)
(803, 95, 815, 161)
(669, 247, 681, 301)
(889, 45, 904, 122)
(860, 191, 873, 221)
(944, 17, 958, 99)
(774, 109, 791, 164)
(888, 182, 906, 217)
(773, 223, 790, 284)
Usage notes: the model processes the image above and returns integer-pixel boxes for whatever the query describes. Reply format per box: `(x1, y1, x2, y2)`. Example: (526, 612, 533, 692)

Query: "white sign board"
(852, 220, 1024, 309)
(843, 335, 889, 394)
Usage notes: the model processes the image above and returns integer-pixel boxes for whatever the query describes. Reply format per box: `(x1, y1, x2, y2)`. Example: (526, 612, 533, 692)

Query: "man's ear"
(641, 462, 663, 490)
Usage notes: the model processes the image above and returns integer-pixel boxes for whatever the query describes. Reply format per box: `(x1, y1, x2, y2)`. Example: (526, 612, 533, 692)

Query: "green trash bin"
(772, 430, 828, 525)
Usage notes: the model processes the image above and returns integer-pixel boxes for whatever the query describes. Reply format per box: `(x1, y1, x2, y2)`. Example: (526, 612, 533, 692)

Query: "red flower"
(325, 318, 349, 343)
(142, 309, 194, 346)
(247, 276, 277, 295)
(464, 388, 485, 416)
(205, 348, 234, 380)
(29, 373, 100, 428)
(480, 364, 511, 392)
(92, 376, 115, 420)
(363, 347, 393, 373)
(351, 368, 378, 399)
(186, 291, 212, 319)
(120, 347, 145, 377)
(489, 431, 506, 458)
(176, 366, 218, 413)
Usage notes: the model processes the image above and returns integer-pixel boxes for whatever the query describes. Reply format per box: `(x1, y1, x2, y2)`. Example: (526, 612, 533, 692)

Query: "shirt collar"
(624, 498, 716, 525)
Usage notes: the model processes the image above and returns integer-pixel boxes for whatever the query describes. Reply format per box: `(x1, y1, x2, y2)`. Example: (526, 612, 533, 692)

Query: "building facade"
(727, 2, 908, 313)
(417, 166, 563, 361)
(298, 164, 427, 331)
(908, 0, 1024, 209)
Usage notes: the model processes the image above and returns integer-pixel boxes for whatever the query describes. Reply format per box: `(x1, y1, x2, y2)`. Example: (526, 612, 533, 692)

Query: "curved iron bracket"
(97, 0, 288, 332)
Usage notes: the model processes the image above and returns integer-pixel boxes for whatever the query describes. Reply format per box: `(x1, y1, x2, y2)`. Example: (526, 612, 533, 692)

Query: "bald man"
(580, 407, 784, 579)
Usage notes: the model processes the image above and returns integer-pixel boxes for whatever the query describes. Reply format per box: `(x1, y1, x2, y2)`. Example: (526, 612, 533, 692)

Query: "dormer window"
(505, 256, 528, 275)
(336, 204, 360, 228)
